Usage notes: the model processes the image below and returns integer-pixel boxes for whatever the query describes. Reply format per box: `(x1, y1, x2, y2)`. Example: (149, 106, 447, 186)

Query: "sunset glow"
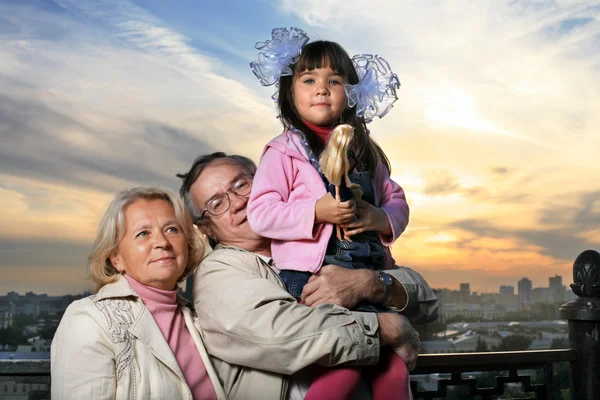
(1, 0, 599, 294)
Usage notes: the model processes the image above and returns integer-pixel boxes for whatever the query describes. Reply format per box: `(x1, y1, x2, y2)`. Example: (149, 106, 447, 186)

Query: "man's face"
(190, 160, 263, 247)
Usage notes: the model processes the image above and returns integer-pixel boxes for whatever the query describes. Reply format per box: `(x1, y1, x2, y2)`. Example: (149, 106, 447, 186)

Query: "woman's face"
(110, 198, 188, 290)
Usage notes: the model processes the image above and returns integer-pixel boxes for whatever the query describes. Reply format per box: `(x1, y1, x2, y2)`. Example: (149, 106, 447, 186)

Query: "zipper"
(280, 376, 289, 400)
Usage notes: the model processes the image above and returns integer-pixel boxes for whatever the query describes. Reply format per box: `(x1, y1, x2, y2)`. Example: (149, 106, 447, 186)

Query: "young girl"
(248, 27, 411, 400)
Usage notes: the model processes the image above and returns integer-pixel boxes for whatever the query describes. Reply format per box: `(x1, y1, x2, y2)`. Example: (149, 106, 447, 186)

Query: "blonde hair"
(88, 187, 205, 292)
(319, 124, 355, 185)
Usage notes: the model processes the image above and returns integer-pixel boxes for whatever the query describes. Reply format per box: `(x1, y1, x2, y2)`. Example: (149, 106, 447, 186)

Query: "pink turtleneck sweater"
(124, 275, 217, 400)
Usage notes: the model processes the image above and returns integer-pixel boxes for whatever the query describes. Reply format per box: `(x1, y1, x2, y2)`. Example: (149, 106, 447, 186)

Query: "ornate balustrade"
(411, 349, 575, 399)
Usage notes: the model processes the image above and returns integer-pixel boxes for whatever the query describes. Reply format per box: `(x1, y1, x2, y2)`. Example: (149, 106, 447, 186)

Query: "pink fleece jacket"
(247, 130, 410, 273)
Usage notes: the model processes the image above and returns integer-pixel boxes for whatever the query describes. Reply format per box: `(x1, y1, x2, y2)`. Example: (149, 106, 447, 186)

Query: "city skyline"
(1, 0, 600, 295)
(0, 273, 571, 297)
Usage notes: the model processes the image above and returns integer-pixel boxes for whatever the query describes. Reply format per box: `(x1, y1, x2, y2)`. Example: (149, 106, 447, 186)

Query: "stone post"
(559, 249, 600, 400)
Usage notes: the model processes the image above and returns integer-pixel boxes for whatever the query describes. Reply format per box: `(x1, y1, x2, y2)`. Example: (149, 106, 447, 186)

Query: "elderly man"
(177, 152, 438, 400)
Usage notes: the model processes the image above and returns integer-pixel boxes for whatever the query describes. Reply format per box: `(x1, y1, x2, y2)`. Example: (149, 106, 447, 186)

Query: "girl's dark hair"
(277, 40, 391, 176)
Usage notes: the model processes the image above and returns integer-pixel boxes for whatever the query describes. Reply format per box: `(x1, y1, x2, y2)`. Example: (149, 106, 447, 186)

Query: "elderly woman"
(51, 187, 227, 400)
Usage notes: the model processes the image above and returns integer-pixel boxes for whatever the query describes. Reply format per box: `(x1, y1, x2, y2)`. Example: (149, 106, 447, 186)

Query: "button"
(364, 325, 371, 331)
(367, 339, 373, 345)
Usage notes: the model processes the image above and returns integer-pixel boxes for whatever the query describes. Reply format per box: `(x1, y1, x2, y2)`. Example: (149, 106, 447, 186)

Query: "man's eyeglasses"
(199, 174, 253, 221)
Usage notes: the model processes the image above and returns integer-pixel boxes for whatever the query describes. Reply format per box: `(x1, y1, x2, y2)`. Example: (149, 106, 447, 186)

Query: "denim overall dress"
(279, 168, 390, 312)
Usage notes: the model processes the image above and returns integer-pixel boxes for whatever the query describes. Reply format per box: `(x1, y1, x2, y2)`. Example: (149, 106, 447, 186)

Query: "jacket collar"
(263, 130, 310, 162)
(94, 275, 193, 310)
(93, 275, 194, 388)
(214, 243, 249, 252)
(212, 244, 276, 276)
(214, 244, 272, 262)
(129, 305, 188, 383)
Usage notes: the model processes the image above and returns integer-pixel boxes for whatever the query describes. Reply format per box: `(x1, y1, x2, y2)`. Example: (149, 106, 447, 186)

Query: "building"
(548, 275, 564, 302)
(530, 303, 560, 320)
(0, 312, 12, 329)
(499, 285, 514, 295)
(442, 304, 507, 321)
(459, 283, 471, 303)
(499, 285, 516, 307)
(5, 292, 19, 301)
(518, 278, 532, 303)
(421, 340, 456, 354)
(532, 287, 549, 303)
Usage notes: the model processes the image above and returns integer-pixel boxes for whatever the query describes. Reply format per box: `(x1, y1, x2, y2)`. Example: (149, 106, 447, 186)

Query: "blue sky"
(1, 0, 600, 295)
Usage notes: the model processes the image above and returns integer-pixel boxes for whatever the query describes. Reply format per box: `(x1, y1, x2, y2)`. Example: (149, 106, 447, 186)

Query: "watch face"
(381, 272, 393, 286)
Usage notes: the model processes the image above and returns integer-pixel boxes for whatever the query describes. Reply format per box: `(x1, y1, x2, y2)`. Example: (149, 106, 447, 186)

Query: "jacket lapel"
(128, 304, 187, 383)
(182, 307, 228, 400)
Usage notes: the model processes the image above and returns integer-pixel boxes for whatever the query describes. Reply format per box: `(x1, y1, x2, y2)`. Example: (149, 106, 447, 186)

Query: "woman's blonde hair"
(319, 124, 354, 186)
(88, 187, 205, 292)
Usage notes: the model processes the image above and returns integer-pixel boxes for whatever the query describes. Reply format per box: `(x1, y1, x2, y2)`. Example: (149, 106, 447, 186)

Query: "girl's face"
(292, 65, 347, 127)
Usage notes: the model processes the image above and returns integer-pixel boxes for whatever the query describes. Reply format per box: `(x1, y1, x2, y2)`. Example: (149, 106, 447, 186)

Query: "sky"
(1, 0, 599, 295)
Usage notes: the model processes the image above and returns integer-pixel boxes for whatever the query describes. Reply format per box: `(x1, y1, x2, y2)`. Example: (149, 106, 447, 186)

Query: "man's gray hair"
(176, 152, 257, 224)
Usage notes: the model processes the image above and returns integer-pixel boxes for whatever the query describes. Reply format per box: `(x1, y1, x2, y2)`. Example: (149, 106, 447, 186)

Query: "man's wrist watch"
(378, 271, 393, 305)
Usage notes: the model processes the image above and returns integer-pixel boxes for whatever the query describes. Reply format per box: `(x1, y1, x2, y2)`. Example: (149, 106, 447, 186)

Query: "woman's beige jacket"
(51, 276, 228, 400)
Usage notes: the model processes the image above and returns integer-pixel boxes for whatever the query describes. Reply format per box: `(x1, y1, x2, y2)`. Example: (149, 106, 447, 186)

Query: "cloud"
(284, 1, 600, 287)
(393, 189, 600, 290)
(491, 167, 510, 175)
(0, 0, 286, 294)
(0, 238, 91, 269)
(421, 169, 461, 196)
(450, 212, 595, 262)
(0, 0, 282, 194)
(0, 92, 215, 192)
(416, 167, 530, 206)
(2, 0, 600, 294)
(280, 0, 600, 153)
(0, 1, 278, 150)
(51, 0, 272, 118)
(537, 191, 600, 230)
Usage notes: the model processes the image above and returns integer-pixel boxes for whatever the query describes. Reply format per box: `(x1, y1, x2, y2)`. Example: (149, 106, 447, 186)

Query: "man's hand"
(301, 265, 379, 309)
(377, 313, 421, 370)
(315, 193, 355, 225)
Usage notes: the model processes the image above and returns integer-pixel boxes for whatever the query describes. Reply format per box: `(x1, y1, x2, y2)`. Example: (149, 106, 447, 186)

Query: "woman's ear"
(109, 251, 123, 273)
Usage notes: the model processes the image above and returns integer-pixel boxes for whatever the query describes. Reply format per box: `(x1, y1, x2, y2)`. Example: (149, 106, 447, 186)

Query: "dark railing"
(1, 249, 600, 399)
(0, 359, 50, 400)
(411, 349, 575, 399)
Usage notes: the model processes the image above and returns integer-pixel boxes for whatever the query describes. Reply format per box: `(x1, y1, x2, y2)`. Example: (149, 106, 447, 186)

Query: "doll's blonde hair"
(319, 124, 354, 185)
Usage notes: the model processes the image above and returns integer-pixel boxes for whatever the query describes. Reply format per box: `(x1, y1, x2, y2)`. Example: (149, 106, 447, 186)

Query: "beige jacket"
(51, 276, 227, 400)
(194, 244, 439, 400)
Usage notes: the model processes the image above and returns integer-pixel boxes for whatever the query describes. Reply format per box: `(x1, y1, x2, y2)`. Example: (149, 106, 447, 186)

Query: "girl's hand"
(342, 199, 392, 237)
(315, 193, 355, 225)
